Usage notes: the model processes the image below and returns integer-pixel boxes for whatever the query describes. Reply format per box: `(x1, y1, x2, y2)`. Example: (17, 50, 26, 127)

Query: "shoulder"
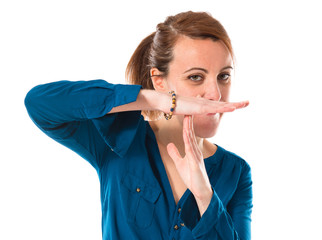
(216, 145, 251, 174)
(216, 146, 253, 199)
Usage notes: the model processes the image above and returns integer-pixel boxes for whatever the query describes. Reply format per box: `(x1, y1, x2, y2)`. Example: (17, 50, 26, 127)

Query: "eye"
(188, 74, 204, 82)
(218, 73, 231, 82)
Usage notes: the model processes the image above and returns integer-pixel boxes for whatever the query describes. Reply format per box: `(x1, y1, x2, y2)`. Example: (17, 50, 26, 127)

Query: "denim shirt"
(25, 80, 253, 240)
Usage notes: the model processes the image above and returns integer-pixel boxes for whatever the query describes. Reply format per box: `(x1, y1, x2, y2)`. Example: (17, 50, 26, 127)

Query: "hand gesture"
(166, 115, 214, 215)
(162, 93, 249, 116)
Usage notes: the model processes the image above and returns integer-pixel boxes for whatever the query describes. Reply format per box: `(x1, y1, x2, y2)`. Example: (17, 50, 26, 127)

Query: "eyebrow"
(221, 66, 234, 71)
(183, 66, 233, 74)
(183, 67, 208, 74)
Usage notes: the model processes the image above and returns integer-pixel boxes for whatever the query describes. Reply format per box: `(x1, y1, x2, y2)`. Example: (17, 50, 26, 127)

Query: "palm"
(173, 95, 249, 115)
(167, 115, 212, 199)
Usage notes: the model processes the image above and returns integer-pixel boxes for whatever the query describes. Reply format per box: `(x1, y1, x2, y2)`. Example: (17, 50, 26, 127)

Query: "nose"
(203, 81, 221, 101)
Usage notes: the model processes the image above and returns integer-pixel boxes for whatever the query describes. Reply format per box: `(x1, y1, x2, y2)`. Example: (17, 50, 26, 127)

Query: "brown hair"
(126, 11, 233, 119)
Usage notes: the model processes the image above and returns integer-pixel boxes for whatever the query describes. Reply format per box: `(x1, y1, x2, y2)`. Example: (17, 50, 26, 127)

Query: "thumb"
(167, 143, 183, 164)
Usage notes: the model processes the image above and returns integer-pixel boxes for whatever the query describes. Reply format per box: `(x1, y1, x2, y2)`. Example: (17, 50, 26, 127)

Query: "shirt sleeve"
(24, 79, 142, 171)
(180, 161, 253, 240)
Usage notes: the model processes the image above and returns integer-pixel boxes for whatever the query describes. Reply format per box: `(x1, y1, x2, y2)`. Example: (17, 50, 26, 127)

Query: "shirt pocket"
(121, 173, 161, 229)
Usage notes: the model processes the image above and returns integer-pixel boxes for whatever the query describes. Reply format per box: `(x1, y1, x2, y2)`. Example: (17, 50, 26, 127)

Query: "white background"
(1, 0, 321, 239)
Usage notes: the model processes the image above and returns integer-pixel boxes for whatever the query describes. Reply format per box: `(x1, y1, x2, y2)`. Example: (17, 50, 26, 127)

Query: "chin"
(193, 114, 222, 138)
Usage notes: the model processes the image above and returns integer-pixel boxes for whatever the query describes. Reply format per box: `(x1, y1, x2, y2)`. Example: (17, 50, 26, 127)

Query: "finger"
(183, 115, 202, 160)
(188, 115, 203, 158)
(230, 100, 250, 109)
(207, 101, 249, 113)
(183, 116, 194, 155)
(210, 105, 236, 113)
(187, 115, 198, 153)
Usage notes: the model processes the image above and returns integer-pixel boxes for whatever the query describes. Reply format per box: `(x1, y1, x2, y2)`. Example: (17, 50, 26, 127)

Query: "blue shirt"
(25, 80, 253, 240)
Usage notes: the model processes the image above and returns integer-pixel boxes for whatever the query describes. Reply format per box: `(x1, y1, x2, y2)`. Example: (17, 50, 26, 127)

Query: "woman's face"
(165, 36, 233, 138)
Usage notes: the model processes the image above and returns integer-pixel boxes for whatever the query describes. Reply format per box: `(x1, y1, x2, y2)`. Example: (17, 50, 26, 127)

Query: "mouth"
(206, 113, 219, 116)
(205, 113, 221, 121)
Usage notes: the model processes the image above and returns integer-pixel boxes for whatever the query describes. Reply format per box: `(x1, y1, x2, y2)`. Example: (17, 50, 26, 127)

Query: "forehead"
(170, 36, 232, 70)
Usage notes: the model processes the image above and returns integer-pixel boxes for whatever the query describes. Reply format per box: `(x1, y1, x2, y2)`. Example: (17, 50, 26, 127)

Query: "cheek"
(219, 84, 231, 101)
(172, 83, 198, 97)
(166, 78, 199, 97)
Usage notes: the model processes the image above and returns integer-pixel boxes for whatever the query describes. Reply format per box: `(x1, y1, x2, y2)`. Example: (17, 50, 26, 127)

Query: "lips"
(206, 113, 219, 116)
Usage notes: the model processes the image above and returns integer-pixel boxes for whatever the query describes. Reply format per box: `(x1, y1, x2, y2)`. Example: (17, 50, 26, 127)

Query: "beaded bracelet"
(164, 91, 176, 120)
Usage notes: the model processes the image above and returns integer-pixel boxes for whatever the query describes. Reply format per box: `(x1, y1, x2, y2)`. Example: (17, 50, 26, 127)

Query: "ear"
(150, 68, 168, 92)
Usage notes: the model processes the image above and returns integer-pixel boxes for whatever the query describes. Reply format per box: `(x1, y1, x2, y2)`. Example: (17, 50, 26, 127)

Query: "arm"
(24, 80, 143, 169)
(25, 79, 248, 169)
(25, 79, 247, 124)
(111, 89, 249, 115)
(180, 162, 252, 240)
(167, 115, 252, 239)
(25, 80, 142, 124)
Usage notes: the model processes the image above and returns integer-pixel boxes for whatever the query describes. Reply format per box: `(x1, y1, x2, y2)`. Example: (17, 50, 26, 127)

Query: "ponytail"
(126, 32, 156, 90)
(126, 32, 161, 120)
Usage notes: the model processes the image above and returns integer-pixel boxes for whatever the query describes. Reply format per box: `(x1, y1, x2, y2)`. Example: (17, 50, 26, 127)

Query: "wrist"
(194, 187, 213, 217)
(138, 89, 163, 111)
(146, 90, 172, 113)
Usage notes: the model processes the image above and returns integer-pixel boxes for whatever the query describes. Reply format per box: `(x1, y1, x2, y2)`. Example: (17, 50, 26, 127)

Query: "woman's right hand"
(158, 92, 249, 116)
(109, 89, 249, 115)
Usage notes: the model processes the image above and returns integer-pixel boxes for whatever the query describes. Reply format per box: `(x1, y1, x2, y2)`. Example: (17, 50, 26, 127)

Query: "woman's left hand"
(167, 115, 213, 216)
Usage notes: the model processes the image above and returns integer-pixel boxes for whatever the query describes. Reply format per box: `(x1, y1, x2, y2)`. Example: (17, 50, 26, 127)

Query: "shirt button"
(174, 224, 179, 230)
(136, 188, 141, 193)
(178, 208, 181, 213)
(180, 223, 185, 227)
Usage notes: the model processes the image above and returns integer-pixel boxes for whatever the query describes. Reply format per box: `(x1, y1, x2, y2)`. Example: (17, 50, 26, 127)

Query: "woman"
(25, 11, 252, 240)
